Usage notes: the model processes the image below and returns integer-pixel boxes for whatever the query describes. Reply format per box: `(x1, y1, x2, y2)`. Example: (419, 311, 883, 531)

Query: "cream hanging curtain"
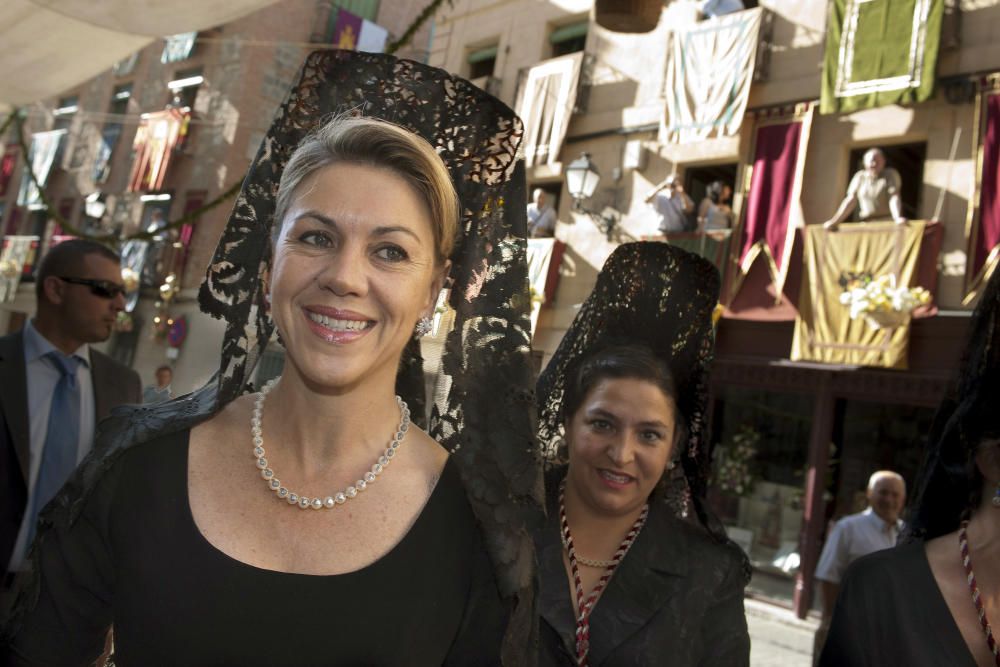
(0, 0, 280, 107)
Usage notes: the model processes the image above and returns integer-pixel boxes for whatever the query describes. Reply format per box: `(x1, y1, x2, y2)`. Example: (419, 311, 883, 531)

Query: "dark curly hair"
(561, 342, 688, 453)
(705, 180, 725, 205)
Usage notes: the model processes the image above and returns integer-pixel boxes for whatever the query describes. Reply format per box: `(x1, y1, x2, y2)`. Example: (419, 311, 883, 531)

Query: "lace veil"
(905, 266, 1000, 541)
(4, 51, 543, 661)
(535, 242, 746, 571)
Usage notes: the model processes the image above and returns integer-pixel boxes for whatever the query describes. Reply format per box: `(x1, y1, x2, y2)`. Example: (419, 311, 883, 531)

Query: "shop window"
(846, 143, 926, 221)
(167, 67, 203, 110)
(708, 387, 813, 602)
(550, 20, 588, 57)
(467, 44, 498, 80)
(828, 400, 934, 519)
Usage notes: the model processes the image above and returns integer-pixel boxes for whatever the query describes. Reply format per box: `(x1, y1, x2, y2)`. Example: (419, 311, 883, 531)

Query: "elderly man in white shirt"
(812, 470, 906, 661)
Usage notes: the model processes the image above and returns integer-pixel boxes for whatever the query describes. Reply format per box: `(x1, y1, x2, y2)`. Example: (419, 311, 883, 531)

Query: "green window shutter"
(467, 45, 499, 64)
(549, 20, 588, 44)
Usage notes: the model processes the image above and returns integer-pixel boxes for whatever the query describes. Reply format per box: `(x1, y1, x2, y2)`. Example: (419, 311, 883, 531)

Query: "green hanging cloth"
(821, 0, 944, 114)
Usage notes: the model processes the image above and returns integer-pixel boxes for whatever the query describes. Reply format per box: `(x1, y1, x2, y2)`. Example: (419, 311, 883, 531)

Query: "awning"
(0, 0, 280, 108)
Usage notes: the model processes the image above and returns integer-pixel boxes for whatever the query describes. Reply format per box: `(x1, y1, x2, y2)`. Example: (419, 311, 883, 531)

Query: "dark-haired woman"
(696, 180, 733, 232)
(534, 243, 750, 666)
(819, 268, 1000, 667)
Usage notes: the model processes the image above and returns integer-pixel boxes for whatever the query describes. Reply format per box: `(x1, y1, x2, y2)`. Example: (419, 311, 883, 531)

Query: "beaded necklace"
(559, 480, 648, 666)
(959, 521, 1000, 666)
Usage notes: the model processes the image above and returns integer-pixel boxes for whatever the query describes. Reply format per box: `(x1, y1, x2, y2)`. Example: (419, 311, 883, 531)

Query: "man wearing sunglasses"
(0, 239, 141, 583)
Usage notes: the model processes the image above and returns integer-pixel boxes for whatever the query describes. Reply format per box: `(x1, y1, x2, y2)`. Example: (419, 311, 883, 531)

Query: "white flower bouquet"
(839, 274, 930, 330)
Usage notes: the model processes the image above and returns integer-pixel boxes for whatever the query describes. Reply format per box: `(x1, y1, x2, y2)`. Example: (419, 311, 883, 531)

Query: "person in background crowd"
(0, 240, 141, 584)
(645, 175, 695, 234)
(819, 266, 1000, 667)
(697, 180, 734, 232)
(812, 470, 906, 660)
(823, 147, 907, 230)
(142, 365, 173, 404)
(535, 243, 750, 666)
(528, 188, 557, 238)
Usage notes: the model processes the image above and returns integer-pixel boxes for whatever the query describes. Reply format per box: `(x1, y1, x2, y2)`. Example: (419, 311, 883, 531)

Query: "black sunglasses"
(57, 276, 128, 299)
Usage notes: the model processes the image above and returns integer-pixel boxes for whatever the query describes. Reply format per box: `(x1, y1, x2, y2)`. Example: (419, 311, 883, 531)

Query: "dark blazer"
(0, 330, 141, 573)
(536, 476, 750, 666)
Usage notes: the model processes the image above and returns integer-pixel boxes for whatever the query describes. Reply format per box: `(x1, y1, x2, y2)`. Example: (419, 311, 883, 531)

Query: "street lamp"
(565, 152, 619, 240)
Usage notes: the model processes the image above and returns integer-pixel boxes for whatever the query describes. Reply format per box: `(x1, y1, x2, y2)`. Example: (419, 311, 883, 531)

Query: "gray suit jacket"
(0, 330, 141, 572)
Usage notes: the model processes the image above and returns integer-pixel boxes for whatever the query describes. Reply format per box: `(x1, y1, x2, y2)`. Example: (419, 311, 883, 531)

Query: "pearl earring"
(992, 483, 1000, 508)
(414, 316, 433, 338)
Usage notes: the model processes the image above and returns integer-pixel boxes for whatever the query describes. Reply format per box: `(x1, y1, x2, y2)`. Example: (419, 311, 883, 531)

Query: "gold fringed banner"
(791, 221, 926, 369)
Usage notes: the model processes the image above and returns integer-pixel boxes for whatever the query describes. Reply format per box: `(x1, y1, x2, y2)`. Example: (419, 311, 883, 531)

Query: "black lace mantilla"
(4, 50, 543, 664)
(535, 242, 749, 580)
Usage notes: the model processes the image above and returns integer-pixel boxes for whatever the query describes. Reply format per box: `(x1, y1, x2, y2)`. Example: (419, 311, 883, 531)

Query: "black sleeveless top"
(8, 431, 504, 666)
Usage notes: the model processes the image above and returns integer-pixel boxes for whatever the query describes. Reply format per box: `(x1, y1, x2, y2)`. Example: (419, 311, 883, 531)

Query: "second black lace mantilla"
(536, 242, 750, 579)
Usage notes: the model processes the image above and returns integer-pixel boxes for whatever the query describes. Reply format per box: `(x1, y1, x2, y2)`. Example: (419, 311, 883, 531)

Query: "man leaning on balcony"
(823, 148, 907, 230)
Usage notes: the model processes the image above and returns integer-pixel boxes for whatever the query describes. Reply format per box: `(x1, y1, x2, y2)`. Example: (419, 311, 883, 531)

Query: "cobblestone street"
(747, 599, 817, 667)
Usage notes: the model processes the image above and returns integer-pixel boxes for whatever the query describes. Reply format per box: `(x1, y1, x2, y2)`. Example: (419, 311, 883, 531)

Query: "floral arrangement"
(714, 425, 759, 497)
(839, 274, 930, 327)
(0, 259, 20, 279)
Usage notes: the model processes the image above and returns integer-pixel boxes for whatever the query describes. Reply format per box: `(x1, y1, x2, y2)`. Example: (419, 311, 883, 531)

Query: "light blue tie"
(26, 351, 83, 546)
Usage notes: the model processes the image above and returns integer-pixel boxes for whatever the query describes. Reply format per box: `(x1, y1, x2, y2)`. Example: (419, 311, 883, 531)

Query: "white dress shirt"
(814, 508, 903, 585)
(8, 320, 95, 572)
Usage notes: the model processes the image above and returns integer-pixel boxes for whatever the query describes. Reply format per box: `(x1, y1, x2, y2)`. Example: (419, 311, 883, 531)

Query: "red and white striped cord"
(959, 520, 1000, 665)
(559, 480, 648, 666)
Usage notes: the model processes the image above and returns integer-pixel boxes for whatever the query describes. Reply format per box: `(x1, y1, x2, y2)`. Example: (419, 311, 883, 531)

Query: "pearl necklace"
(560, 532, 616, 568)
(252, 378, 410, 510)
